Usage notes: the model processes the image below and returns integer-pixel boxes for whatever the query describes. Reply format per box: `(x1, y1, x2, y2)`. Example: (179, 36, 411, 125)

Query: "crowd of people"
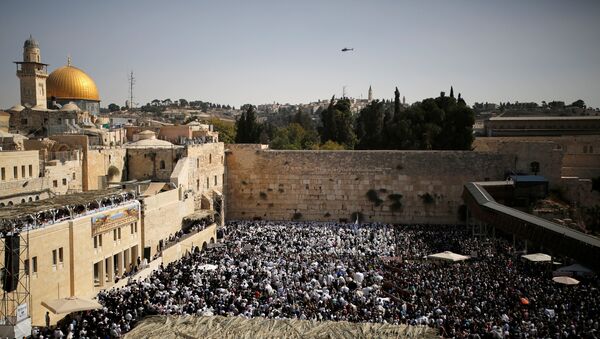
(38, 221, 599, 338)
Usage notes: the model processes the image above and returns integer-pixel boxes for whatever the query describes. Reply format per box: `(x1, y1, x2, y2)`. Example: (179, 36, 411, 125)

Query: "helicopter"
(341, 48, 354, 52)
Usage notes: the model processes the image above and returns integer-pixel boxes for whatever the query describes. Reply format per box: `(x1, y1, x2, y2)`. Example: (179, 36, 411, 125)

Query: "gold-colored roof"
(47, 64, 100, 101)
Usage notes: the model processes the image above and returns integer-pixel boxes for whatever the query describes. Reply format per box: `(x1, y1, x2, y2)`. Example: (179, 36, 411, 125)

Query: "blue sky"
(1, 0, 599, 109)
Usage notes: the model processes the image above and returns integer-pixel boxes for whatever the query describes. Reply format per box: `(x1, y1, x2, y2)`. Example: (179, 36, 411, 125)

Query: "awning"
(522, 253, 552, 262)
(552, 276, 580, 285)
(42, 296, 103, 314)
(556, 264, 593, 274)
(427, 251, 470, 262)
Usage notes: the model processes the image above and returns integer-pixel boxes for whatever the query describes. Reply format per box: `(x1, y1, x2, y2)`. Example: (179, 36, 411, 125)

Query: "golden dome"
(47, 64, 100, 101)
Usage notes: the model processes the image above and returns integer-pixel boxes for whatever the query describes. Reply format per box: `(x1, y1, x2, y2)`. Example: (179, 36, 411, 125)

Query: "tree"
(374, 88, 474, 150)
(320, 96, 356, 149)
(235, 105, 261, 143)
(108, 103, 120, 112)
(355, 100, 385, 149)
(571, 99, 586, 108)
(270, 123, 319, 150)
(449, 86, 454, 98)
(394, 87, 401, 116)
(320, 140, 345, 150)
(151, 99, 161, 106)
(208, 118, 236, 144)
(179, 99, 188, 107)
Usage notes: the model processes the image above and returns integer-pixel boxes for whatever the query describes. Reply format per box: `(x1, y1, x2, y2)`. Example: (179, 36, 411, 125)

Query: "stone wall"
(86, 147, 127, 190)
(474, 136, 599, 179)
(162, 225, 217, 265)
(127, 147, 181, 182)
(226, 145, 513, 224)
(141, 187, 195, 259)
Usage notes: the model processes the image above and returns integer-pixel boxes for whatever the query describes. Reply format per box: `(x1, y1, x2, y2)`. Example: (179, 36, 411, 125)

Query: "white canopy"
(552, 276, 580, 285)
(556, 264, 593, 274)
(427, 251, 470, 262)
(521, 253, 552, 262)
(42, 296, 102, 314)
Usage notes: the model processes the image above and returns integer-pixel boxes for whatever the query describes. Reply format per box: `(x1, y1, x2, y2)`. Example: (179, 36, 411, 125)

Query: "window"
(21, 166, 25, 178)
(53, 180, 58, 188)
(135, 223, 138, 233)
(206, 178, 209, 189)
(113, 229, 117, 241)
(221, 155, 224, 164)
(584, 146, 588, 153)
(99, 234, 103, 247)
(24, 259, 29, 276)
(32, 257, 38, 273)
(14, 166, 18, 179)
(118, 228, 121, 239)
(160, 160, 165, 169)
(209, 154, 212, 164)
(196, 179, 200, 190)
(1, 168, 4, 180)
(59, 247, 63, 263)
(196, 158, 200, 168)
(73, 173, 76, 180)
(28, 165, 33, 177)
(214, 175, 217, 186)
(94, 236, 98, 249)
(62, 178, 67, 186)
(130, 223, 134, 234)
(52, 249, 57, 266)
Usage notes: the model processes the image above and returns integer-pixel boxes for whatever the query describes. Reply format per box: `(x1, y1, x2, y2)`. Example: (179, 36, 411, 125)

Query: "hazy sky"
(1, 0, 599, 109)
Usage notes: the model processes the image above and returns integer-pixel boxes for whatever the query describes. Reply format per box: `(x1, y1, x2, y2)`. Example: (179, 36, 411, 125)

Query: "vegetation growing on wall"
(388, 193, 403, 211)
(292, 212, 302, 220)
(420, 193, 435, 204)
(366, 189, 384, 207)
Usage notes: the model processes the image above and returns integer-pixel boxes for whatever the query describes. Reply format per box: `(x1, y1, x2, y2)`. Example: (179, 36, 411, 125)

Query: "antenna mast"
(128, 71, 135, 109)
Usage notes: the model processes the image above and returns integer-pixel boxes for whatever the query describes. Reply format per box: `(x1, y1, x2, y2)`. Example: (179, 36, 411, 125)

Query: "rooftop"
(0, 189, 135, 222)
(489, 116, 600, 121)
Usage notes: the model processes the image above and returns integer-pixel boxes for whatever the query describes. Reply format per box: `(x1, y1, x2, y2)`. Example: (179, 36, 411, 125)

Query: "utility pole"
(128, 71, 135, 109)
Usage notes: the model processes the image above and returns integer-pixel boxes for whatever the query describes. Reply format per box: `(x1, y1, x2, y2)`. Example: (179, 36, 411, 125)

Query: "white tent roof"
(556, 264, 593, 274)
(522, 253, 552, 262)
(427, 251, 470, 262)
(42, 296, 102, 314)
(552, 276, 580, 285)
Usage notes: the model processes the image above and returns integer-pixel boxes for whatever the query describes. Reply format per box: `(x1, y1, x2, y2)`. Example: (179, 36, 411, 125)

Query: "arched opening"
(21, 199, 26, 203)
(0, 203, 4, 207)
(35, 196, 40, 201)
(202, 242, 208, 251)
(160, 160, 166, 169)
(8, 201, 13, 206)
(209, 237, 215, 244)
(28, 197, 33, 202)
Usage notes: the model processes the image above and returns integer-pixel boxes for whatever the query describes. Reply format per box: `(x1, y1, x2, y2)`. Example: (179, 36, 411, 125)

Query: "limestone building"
(0, 188, 217, 328)
(0, 148, 82, 207)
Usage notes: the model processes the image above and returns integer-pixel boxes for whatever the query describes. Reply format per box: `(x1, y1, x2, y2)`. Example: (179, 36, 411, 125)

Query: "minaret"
(368, 85, 373, 102)
(15, 35, 48, 109)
